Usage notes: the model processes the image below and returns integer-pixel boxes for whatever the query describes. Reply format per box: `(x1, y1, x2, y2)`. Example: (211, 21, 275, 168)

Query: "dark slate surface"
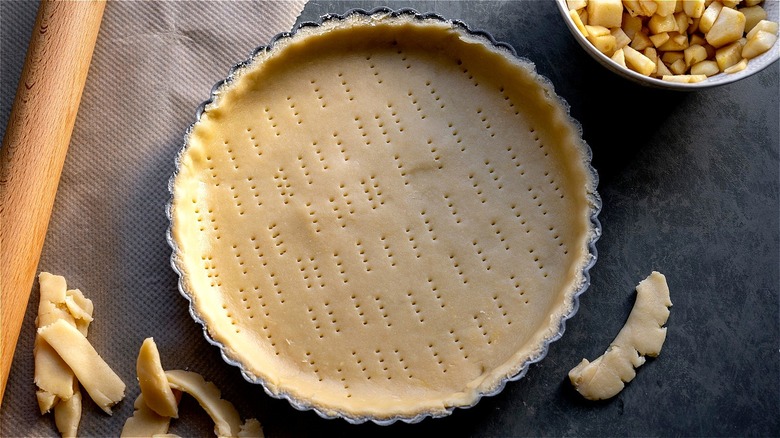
(1, 1, 778, 436)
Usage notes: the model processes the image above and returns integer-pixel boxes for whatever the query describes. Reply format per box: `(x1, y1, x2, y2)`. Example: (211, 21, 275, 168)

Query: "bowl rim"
(555, 0, 780, 90)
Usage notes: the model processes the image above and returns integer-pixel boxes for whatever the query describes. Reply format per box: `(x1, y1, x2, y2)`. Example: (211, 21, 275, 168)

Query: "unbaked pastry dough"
(37, 319, 126, 414)
(53, 382, 81, 438)
(137, 338, 179, 418)
(35, 273, 79, 411)
(164, 370, 243, 438)
(568, 271, 672, 400)
(171, 12, 598, 420)
(121, 394, 172, 438)
(34, 272, 94, 430)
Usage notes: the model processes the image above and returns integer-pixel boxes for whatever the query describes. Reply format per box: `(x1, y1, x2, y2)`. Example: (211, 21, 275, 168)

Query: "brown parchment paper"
(0, 1, 306, 436)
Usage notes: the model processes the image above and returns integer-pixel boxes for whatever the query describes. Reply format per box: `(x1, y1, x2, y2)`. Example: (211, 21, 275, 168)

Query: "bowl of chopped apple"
(556, 0, 779, 90)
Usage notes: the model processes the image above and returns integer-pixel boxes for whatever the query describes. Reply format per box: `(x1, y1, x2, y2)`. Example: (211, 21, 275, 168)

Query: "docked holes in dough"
(120, 394, 172, 438)
(164, 370, 243, 438)
(37, 319, 126, 414)
(569, 271, 672, 400)
(137, 338, 179, 418)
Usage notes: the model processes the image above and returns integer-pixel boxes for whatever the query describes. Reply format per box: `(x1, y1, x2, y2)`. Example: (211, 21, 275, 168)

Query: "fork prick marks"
(360, 175, 384, 209)
(380, 234, 396, 268)
(272, 167, 292, 205)
(392, 152, 409, 187)
(404, 227, 421, 259)
(297, 154, 312, 185)
(443, 193, 461, 224)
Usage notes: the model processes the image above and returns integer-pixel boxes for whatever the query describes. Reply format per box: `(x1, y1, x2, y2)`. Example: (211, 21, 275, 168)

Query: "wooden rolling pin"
(0, 0, 105, 406)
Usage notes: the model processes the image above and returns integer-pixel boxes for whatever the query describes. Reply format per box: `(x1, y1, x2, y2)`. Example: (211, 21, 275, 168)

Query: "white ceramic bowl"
(556, 0, 779, 90)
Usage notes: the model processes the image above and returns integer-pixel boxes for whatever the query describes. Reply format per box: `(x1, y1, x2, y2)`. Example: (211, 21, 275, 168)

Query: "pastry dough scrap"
(34, 273, 92, 413)
(64, 289, 94, 327)
(34, 340, 76, 412)
(137, 338, 179, 418)
(37, 319, 126, 414)
(53, 382, 82, 438)
(238, 419, 264, 438)
(569, 271, 672, 400)
(164, 370, 242, 438)
(120, 394, 173, 438)
(123, 343, 262, 437)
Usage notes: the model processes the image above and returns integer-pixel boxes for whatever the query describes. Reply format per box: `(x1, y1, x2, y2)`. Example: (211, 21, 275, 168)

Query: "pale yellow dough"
(172, 13, 597, 420)
(53, 382, 81, 438)
(164, 370, 243, 438)
(35, 273, 78, 410)
(238, 419, 264, 438)
(38, 319, 126, 414)
(34, 273, 99, 437)
(121, 394, 172, 438)
(569, 271, 672, 400)
(137, 338, 179, 418)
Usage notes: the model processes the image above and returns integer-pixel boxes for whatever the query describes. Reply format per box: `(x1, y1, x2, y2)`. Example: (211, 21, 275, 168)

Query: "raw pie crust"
(171, 13, 597, 421)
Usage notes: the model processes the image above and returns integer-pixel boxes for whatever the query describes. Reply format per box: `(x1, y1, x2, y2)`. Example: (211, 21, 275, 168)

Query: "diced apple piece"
(662, 74, 707, 82)
(650, 32, 672, 46)
(699, 1, 723, 33)
(589, 0, 624, 27)
(644, 46, 659, 61)
(746, 20, 779, 41)
(612, 48, 628, 66)
(569, 0, 589, 10)
(658, 32, 690, 50)
(690, 59, 720, 75)
(742, 0, 761, 6)
(640, 0, 659, 15)
(715, 40, 744, 69)
(649, 13, 680, 33)
(742, 30, 778, 58)
(624, 0, 644, 16)
(612, 27, 632, 48)
(644, 47, 660, 73)
(631, 31, 655, 49)
(624, 45, 658, 75)
(705, 6, 745, 47)
(675, 11, 691, 33)
(571, 10, 590, 36)
(589, 33, 619, 55)
(721, 0, 740, 8)
(741, 6, 767, 33)
(683, 0, 705, 18)
(684, 44, 709, 65)
(689, 17, 701, 33)
(656, 57, 674, 76)
(579, 8, 590, 24)
(622, 12, 644, 38)
(662, 50, 686, 63)
(703, 43, 717, 58)
(690, 33, 707, 45)
(670, 57, 688, 73)
(655, 0, 678, 16)
(723, 57, 748, 72)
(586, 24, 612, 36)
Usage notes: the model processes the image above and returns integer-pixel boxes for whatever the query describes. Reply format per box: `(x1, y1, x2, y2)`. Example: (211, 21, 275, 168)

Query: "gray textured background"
(2, 1, 779, 436)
